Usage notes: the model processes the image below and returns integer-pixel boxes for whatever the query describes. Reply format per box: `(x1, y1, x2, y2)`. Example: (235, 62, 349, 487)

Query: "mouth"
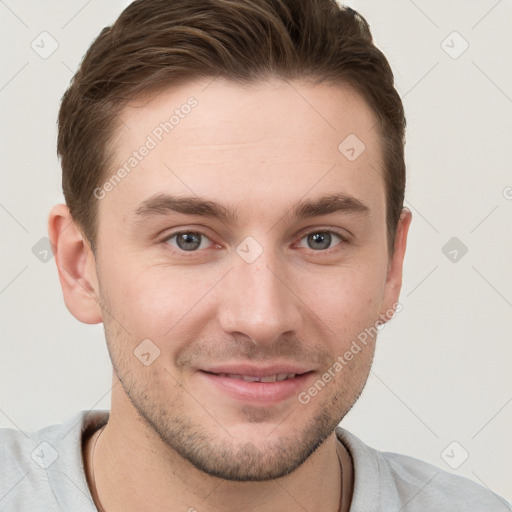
(197, 367, 315, 403)
(208, 372, 300, 382)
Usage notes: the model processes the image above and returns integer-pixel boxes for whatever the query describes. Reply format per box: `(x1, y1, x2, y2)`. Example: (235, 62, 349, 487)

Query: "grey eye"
(299, 231, 343, 251)
(167, 232, 210, 251)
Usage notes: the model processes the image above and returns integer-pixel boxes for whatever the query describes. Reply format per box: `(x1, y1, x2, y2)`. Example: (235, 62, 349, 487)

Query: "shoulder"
(0, 410, 109, 511)
(0, 418, 62, 511)
(380, 450, 508, 509)
(335, 426, 511, 511)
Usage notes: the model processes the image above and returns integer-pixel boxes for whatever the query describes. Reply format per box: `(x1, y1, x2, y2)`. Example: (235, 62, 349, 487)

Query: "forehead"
(101, 78, 385, 223)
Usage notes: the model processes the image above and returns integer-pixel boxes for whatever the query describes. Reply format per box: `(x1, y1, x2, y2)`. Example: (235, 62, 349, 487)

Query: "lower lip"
(198, 371, 314, 404)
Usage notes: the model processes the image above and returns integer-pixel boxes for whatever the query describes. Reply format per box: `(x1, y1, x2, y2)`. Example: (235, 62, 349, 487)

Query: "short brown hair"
(57, 0, 406, 254)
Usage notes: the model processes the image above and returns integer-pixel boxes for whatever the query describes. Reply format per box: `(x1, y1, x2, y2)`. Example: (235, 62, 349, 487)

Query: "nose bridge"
(218, 240, 301, 343)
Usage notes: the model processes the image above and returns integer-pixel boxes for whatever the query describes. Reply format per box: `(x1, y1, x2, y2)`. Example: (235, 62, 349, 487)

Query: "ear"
(379, 208, 412, 324)
(48, 204, 103, 324)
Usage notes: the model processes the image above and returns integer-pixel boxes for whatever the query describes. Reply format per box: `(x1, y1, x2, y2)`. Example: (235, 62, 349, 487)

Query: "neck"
(83, 402, 352, 512)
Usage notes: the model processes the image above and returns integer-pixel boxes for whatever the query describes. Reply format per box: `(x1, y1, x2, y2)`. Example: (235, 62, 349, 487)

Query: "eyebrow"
(133, 192, 369, 225)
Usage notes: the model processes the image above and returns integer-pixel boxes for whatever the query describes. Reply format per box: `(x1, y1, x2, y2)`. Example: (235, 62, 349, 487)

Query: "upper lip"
(199, 363, 313, 377)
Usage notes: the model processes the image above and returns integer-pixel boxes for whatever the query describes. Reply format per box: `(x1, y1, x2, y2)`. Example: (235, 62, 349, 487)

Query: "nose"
(217, 243, 303, 346)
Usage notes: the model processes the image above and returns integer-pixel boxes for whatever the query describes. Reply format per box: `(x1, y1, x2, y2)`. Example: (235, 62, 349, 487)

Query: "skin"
(49, 77, 411, 512)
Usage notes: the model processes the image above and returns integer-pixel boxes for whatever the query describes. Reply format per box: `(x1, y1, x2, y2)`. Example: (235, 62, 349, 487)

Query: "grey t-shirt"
(0, 410, 509, 511)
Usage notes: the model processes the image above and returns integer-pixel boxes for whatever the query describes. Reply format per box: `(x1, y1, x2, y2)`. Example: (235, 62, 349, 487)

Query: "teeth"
(217, 373, 297, 382)
(241, 375, 261, 382)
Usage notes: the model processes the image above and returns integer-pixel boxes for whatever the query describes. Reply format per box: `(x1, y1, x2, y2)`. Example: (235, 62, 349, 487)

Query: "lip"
(197, 368, 315, 404)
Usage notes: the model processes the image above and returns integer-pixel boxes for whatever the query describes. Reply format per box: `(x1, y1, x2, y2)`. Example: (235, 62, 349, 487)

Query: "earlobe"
(48, 204, 103, 324)
(379, 207, 412, 324)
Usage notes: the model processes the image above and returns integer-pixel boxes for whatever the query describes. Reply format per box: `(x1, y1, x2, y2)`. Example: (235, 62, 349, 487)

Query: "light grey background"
(1, 0, 511, 502)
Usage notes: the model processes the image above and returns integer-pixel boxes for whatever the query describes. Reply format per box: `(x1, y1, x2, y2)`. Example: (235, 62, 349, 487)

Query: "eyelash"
(161, 228, 348, 256)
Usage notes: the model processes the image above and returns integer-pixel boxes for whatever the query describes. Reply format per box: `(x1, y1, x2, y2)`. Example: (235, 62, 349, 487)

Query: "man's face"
(92, 78, 403, 481)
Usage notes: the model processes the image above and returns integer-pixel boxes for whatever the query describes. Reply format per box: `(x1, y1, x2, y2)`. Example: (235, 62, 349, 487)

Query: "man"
(0, 0, 508, 510)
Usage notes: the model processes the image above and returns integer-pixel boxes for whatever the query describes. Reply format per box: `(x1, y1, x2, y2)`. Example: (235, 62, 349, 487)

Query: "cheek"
(300, 259, 388, 337)
(102, 260, 221, 341)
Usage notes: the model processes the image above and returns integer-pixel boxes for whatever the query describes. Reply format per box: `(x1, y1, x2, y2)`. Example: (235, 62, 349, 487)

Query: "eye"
(162, 229, 346, 254)
(164, 231, 213, 252)
(297, 230, 345, 251)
